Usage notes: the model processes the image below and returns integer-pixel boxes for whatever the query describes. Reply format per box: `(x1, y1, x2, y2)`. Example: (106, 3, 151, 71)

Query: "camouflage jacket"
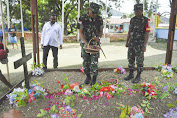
(77, 13, 103, 43)
(129, 15, 148, 42)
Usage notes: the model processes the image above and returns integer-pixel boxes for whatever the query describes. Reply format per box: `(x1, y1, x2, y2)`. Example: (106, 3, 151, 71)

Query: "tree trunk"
(64, 18, 68, 35)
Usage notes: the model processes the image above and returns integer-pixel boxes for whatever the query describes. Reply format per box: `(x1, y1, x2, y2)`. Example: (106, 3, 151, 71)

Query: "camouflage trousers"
(128, 42, 144, 72)
(81, 43, 99, 76)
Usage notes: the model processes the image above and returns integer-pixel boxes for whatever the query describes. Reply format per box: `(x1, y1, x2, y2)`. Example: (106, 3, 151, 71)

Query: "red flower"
(141, 91, 145, 95)
(79, 87, 82, 90)
(61, 84, 64, 89)
(100, 87, 111, 92)
(148, 84, 155, 89)
(62, 90, 65, 94)
(140, 82, 146, 87)
(57, 81, 60, 84)
(116, 68, 121, 72)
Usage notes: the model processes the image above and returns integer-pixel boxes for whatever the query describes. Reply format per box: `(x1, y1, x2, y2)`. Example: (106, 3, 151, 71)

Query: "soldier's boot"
(124, 70, 134, 81)
(90, 75, 97, 86)
(132, 71, 141, 83)
(84, 74, 91, 84)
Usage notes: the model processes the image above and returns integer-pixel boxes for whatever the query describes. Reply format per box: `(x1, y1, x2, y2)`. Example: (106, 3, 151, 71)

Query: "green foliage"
(31, 62, 44, 70)
(115, 84, 126, 96)
(166, 100, 177, 108)
(77, 114, 82, 118)
(140, 100, 153, 116)
(132, 83, 142, 89)
(32, 79, 44, 88)
(64, 95, 76, 107)
(37, 109, 48, 117)
(78, 88, 91, 96)
(116, 103, 130, 118)
(172, 66, 177, 73)
(3, 0, 129, 35)
(163, 83, 177, 92)
(49, 105, 58, 114)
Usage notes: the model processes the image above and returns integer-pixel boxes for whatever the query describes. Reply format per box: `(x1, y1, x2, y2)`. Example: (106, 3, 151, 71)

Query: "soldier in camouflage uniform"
(77, 2, 103, 86)
(124, 4, 150, 83)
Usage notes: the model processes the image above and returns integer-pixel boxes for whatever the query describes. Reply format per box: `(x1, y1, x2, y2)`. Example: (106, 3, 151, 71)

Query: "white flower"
(145, 83, 150, 86)
(13, 88, 25, 93)
(32, 67, 44, 76)
(73, 86, 81, 92)
(22, 82, 25, 87)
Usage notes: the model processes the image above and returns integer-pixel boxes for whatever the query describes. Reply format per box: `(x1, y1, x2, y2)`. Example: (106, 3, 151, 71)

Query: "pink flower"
(83, 96, 87, 100)
(99, 91, 104, 97)
(64, 89, 73, 95)
(130, 106, 144, 118)
(109, 85, 117, 90)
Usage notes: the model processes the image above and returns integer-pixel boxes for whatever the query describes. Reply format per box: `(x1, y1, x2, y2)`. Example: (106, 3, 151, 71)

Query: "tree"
(3, 0, 124, 35)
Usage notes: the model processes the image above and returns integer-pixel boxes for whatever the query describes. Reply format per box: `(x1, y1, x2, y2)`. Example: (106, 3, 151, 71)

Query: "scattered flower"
(113, 66, 126, 75)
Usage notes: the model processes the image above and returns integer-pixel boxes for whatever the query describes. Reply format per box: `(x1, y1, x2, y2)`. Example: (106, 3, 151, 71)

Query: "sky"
(118, 0, 171, 17)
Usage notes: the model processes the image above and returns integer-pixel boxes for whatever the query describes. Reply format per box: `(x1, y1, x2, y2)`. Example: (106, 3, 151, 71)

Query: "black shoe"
(132, 74, 141, 83)
(124, 71, 134, 81)
(90, 76, 97, 86)
(84, 74, 91, 84)
(54, 67, 58, 69)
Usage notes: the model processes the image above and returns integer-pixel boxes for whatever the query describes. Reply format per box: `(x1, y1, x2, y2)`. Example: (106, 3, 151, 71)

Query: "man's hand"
(125, 42, 128, 47)
(1, 109, 24, 118)
(41, 44, 44, 49)
(141, 47, 146, 52)
(60, 45, 62, 49)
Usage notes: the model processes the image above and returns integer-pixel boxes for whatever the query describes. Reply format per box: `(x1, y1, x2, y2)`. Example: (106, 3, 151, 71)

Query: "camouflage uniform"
(125, 4, 150, 83)
(128, 15, 149, 72)
(77, 3, 103, 77)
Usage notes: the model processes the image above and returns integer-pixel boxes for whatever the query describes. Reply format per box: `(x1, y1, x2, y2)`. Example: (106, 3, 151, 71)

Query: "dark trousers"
(0, 36, 3, 43)
(43, 45, 58, 68)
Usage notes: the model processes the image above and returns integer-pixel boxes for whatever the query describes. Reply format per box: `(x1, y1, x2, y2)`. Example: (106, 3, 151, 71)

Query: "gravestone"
(14, 37, 32, 89)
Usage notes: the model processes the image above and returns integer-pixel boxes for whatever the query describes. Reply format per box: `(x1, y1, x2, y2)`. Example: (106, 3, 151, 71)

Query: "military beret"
(134, 4, 143, 11)
(90, 2, 100, 14)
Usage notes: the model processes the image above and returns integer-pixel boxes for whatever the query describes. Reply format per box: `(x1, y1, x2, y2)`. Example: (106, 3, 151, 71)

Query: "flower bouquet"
(140, 82, 158, 99)
(113, 66, 126, 75)
(155, 64, 173, 79)
(6, 88, 29, 107)
(99, 85, 119, 99)
(32, 62, 45, 76)
(6, 80, 47, 107)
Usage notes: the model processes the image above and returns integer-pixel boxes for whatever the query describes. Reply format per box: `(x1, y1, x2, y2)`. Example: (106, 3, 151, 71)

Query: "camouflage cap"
(134, 4, 143, 11)
(90, 2, 100, 14)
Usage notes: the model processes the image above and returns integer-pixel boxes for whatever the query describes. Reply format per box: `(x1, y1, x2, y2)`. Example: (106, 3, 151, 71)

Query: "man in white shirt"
(41, 14, 63, 69)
